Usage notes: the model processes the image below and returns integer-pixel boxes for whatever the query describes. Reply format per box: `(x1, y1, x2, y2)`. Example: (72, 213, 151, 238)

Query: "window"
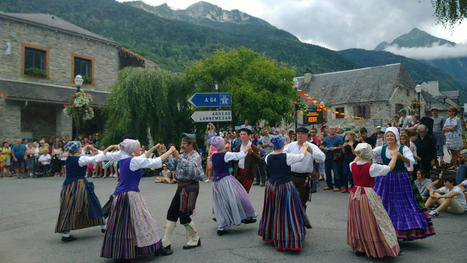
(73, 56, 93, 85)
(395, 103, 404, 114)
(23, 45, 48, 78)
(335, 107, 344, 119)
(353, 105, 371, 119)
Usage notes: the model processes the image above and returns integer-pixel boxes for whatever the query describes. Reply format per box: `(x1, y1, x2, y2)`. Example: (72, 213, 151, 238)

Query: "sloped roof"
(0, 12, 113, 45)
(296, 63, 415, 106)
(0, 79, 109, 106)
(421, 90, 449, 111)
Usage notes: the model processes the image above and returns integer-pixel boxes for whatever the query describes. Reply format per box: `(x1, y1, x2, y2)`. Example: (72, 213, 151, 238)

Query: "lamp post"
(73, 75, 84, 139)
(415, 84, 422, 117)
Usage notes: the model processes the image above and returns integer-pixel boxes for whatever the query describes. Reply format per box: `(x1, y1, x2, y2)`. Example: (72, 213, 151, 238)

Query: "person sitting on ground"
(425, 172, 467, 216)
(415, 169, 432, 202)
(155, 164, 174, 183)
(458, 179, 467, 203)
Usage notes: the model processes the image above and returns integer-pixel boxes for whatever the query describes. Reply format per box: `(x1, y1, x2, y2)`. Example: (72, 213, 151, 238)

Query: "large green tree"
(101, 68, 192, 146)
(184, 47, 298, 125)
(432, 0, 467, 26)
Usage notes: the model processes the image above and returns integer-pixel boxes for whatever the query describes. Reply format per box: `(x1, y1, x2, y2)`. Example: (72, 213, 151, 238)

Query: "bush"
(24, 67, 47, 78)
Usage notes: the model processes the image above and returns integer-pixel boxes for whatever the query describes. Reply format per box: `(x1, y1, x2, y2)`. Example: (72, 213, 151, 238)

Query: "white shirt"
(95, 150, 163, 171)
(461, 179, 467, 187)
(238, 141, 251, 169)
(223, 151, 247, 162)
(439, 186, 467, 210)
(372, 145, 415, 168)
(38, 154, 51, 165)
(265, 152, 305, 166)
(283, 141, 325, 173)
(349, 161, 391, 177)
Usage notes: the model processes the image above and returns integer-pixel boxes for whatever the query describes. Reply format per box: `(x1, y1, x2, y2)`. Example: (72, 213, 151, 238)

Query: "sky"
(118, 0, 467, 59)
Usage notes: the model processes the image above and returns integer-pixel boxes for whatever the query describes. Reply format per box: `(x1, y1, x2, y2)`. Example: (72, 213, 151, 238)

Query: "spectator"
(369, 126, 382, 146)
(359, 127, 375, 148)
(240, 119, 253, 132)
(443, 107, 463, 167)
(254, 141, 267, 187)
(51, 140, 63, 177)
(254, 121, 262, 135)
(37, 149, 51, 176)
(320, 126, 344, 191)
(415, 124, 437, 174)
(455, 149, 467, 184)
(0, 150, 5, 178)
(261, 129, 273, 155)
(415, 169, 432, 202)
(426, 172, 467, 216)
(341, 131, 357, 193)
(155, 164, 175, 183)
(399, 109, 412, 129)
(280, 129, 290, 144)
(391, 115, 400, 127)
(205, 122, 217, 153)
(375, 130, 385, 147)
(431, 108, 445, 165)
(288, 130, 296, 142)
(272, 121, 282, 135)
(1, 141, 12, 176)
(309, 128, 321, 145)
(11, 139, 26, 178)
(25, 143, 36, 177)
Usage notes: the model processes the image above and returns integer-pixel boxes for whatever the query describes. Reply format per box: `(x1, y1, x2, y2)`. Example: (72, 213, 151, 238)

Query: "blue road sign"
(188, 93, 231, 107)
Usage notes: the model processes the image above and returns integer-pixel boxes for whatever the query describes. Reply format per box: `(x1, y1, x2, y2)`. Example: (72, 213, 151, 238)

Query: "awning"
(0, 78, 109, 106)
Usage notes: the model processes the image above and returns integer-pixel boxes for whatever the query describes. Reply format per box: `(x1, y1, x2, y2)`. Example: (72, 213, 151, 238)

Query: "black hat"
(238, 127, 252, 135)
(181, 133, 196, 143)
(295, 127, 309, 133)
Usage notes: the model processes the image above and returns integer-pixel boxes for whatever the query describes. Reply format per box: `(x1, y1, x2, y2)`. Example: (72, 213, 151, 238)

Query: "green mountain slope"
(0, 0, 356, 74)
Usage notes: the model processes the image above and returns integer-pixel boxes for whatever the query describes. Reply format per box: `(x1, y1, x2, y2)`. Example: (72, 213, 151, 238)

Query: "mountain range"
(0, 0, 464, 103)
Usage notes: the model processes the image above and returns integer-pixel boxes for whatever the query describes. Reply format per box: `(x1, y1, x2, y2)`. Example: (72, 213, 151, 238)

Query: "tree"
(101, 68, 192, 146)
(183, 47, 298, 125)
(432, 0, 467, 26)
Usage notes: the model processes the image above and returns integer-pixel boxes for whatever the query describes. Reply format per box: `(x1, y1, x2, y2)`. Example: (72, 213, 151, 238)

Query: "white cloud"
(385, 42, 467, 60)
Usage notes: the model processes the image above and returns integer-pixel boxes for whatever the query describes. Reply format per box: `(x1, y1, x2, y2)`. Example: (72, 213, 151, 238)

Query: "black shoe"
(355, 251, 366, 257)
(183, 239, 201, 249)
(61, 235, 76, 242)
(159, 245, 173, 256)
(242, 218, 257, 224)
(212, 217, 217, 222)
(101, 228, 106, 233)
(217, 229, 227, 236)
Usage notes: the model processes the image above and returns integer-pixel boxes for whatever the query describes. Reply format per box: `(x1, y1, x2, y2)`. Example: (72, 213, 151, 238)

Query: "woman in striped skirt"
(347, 143, 400, 258)
(96, 139, 175, 260)
(55, 141, 105, 242)
(258, 136, 311, 251)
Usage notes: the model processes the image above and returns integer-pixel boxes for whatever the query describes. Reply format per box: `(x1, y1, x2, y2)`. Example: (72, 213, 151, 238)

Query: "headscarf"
(65, 141, 81, 154)
(354, 143, 372, 161)
(210, 136, 225, 151)
(271, 135, 285, 150)
(384, 126, 400, 145)
(119, 139, 140, 155)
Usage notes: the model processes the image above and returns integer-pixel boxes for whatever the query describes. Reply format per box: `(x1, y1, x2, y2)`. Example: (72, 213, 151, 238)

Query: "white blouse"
(265, 153, 305, 166)
(222, 151, 247, 162)
(372, 145, 415, 168)
(95, 150, 162, 171)
(349, 161, 391, 177)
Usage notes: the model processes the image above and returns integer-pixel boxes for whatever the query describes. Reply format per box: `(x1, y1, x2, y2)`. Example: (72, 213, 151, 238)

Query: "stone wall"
(0, 19, 119, 92)
(0, 98, 21, 142)
(20, 102, 57, 140)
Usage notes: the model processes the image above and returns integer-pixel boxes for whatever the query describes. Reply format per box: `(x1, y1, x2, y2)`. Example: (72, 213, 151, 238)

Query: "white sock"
(62, 231, 71, 238)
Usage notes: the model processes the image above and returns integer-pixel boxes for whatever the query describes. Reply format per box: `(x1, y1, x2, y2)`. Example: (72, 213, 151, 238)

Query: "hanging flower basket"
(408, 99, 421, 110)
(64, 91, 95, 122)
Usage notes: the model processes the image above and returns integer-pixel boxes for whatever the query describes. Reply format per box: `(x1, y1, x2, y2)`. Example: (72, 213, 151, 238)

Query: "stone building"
(294, 63, 418, 133)
(0, 12, 157, 141)
(418, 81, 459, 117)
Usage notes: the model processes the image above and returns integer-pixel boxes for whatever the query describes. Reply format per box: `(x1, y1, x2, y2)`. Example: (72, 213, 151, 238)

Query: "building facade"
(0, 12, 157, 141)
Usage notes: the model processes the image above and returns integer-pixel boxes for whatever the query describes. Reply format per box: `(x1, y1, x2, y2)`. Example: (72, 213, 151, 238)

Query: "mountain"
(373, 28, 466, 103)
(0, 0, 356, 74)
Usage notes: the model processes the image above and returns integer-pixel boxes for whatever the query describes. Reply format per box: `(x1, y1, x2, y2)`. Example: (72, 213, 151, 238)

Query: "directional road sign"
(191, 110, 232, 122)
(188, 93, 231, 107)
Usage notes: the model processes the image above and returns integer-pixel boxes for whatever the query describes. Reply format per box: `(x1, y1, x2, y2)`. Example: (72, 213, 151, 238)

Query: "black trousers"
(166, 188, 192, 225)
(291, 173, 310, 209)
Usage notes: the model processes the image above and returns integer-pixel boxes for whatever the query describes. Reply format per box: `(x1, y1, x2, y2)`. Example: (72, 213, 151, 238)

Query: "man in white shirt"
(398, 109, 412, 129)
(239, 119, 253, 132)
(426, 173, 467, 216)
(284, 127, 326, 209)
(232, 128, 260, 193)
(38, 150, 51, 176)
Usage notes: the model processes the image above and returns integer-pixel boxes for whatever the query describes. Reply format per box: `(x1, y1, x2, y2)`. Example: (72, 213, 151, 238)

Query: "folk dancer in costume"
(55, 141, 105, 242)
(284, 127, 325, 209)
(97, 139, 175, 259)
(160, 133, 204, 255)
(373, 127, 435, 240)
(208, 136, 257, 235)
(347, 143, 400, 258)
(258, 136, 311, 251)
(232, 128, 260, 193)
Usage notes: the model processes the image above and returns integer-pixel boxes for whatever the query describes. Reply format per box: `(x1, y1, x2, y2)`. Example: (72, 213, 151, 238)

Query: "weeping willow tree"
(101, 68, 192, 146)
(432, 0, 467, 26)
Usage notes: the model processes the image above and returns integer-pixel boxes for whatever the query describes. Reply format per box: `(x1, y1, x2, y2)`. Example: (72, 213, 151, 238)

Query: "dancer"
(208, 136, 257, 235)
(55, 141, 105, 241)
(97, 139, 175, 259)
(373, 127, 435, 241)
(160, 133, 204, 255)
(232, 128, 261, 193)
(258, 136, 311, 251)
(347, 143, 400, 258)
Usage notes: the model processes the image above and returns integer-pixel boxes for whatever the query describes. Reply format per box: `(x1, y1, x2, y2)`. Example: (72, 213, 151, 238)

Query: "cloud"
(384, 43, 467, 60)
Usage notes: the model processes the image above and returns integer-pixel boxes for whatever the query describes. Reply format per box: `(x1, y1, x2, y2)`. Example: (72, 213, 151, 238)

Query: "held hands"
(243, 145, 252, 153)
(104, 144, 118, 154)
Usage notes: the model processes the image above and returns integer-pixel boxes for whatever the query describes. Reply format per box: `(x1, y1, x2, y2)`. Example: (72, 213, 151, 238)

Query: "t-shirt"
(161, 169, 171, 178)
(415, 178, 432, 196)
(12, 144, 26, 157)
(431, 116, 444, 133)
(461, 179, 467, 188)
(439, 186, 467, 210)
(38, 154, 51, 165)
(321, 135, 343, 160)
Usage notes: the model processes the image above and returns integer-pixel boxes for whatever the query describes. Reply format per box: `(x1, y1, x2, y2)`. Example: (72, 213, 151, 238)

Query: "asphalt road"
(1, 176, 466, 263)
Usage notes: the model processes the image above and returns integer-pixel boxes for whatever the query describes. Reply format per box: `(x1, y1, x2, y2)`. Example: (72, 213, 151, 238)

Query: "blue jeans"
(342, 159, 353, 190)
(325, 159, 341, 188)
(433, 132, 444, 157)
(456, 164, 467, 184)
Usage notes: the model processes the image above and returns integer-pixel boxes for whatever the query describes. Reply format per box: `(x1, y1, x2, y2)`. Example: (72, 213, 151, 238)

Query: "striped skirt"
(101, 191, 162, 259)
(55, 179, 104, 233)
(212, 175, 256, 230)
(374, 171, 435, 240)
(347, 187, 400, 258)
(258, 181, 311, 251)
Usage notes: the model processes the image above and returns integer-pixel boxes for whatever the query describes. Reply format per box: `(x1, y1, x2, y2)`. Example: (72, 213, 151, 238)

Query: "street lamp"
(74, 75, 84, 92)
(415, 84, 422, 116)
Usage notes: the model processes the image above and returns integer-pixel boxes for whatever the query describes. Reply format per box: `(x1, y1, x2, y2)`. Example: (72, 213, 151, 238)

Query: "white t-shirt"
(461, 180, 467, 188)
(38, 154, 51, 165)
(439, 186, 467, 210)
(161, 169, 171, 178)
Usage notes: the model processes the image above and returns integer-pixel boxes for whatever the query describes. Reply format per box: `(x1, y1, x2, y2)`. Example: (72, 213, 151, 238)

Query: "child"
(414, 169, 432, 202)
(0, 153, 5, 177)
(347, 143, 400, 258)
(155, 164, 173, 183)
(425, 172, 467, 216)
